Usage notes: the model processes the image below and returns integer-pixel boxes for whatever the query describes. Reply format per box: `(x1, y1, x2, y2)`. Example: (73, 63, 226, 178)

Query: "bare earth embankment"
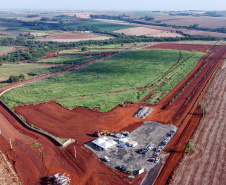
(0, 151, 19, 185)
(173, 61, 226, 185)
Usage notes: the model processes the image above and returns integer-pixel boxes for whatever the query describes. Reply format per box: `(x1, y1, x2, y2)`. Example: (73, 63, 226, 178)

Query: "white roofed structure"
(92, 137, 105, 145)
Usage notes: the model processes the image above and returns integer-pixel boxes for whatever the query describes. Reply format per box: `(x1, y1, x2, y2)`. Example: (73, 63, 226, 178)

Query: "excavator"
(119, 101, 134, 107)
(100, 130, 110, 136)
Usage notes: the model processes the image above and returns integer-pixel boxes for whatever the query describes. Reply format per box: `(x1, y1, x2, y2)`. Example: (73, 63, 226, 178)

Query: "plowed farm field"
(172, 62, 226, 185)
(38, 32, 111, 42)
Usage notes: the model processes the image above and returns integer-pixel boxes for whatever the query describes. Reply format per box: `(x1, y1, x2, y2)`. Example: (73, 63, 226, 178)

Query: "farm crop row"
(145, 52, 206, 104)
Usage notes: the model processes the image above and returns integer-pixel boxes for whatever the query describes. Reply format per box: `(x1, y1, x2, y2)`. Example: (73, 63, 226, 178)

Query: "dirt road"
(172, 62, 226, 185)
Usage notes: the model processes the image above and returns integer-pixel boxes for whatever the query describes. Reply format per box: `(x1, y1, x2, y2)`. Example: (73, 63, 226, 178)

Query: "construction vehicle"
(119, 101, 134, 107)
(100, 130, 110, 136)
(110, 131, 119, 137)
(121, 131, 129, 136)
(93, 132, 101, 137)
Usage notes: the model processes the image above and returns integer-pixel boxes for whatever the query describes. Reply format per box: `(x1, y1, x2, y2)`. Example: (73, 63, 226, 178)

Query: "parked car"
(153, 152, 160, 157)
(167, 132, 173, 137)
(147, 144, 155, 150)
(158, 145, 165, 149)
(155, 148, 161, 153)
(149, 157, 159, 163)
(117, 165, 127, 172)
(154, 158, 160, 163)
(104, 156, 110, 162)
(170, 129, 177, 134)
(149, 158, 155, 162)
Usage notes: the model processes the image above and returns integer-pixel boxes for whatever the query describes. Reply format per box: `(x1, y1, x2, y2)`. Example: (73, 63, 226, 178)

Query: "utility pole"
(9, 139, 12, 150)
(74, 145, 76, 159)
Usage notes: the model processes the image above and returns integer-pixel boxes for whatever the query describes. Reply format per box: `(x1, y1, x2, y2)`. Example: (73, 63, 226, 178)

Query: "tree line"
(89, 14, 226, 34)
(0, 33, 224, 63)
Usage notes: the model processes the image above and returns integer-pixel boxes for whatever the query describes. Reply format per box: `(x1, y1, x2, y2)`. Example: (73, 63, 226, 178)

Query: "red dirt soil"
(1, 43, 226, 185)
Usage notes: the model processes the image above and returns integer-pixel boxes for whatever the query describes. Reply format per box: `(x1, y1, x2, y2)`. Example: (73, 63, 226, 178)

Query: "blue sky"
(1, 0, 225, 11)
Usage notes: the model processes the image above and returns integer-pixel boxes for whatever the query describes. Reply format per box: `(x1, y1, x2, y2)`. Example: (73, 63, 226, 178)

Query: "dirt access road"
(172, 61, 226, 185)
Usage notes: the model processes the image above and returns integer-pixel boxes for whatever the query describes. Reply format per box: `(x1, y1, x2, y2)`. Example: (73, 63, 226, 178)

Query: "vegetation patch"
(0, 63, 70, 84)
(38, 55, 101, 64)
(65, 20, 136, 32)
(2, 49, 201, 112)
(31, 142, 41, 147)
(185, 142, 194, 155)
(0, 46, 12, 53)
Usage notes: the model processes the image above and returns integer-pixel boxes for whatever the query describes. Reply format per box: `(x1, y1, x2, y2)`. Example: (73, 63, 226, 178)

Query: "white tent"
(99, 141, 113, 150)
(101, 136, 108, 141)
(92, 138, 105, 145)
(107, 140, 117, 145)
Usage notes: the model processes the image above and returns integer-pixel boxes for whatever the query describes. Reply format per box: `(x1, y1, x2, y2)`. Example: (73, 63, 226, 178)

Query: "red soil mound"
(14, 102, 147, 144)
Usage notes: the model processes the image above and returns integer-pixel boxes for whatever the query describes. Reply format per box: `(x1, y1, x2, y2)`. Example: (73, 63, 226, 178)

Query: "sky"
(1, 0, 226, 11)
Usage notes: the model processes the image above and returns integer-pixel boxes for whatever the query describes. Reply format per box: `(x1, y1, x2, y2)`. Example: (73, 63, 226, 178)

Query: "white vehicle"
(154, 158, 159, 163)
(104, 156, 110, 162)
(155, 148, 161, 153)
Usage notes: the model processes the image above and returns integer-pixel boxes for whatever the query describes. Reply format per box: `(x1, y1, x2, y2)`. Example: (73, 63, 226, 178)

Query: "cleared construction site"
(86, 121, 176, 175)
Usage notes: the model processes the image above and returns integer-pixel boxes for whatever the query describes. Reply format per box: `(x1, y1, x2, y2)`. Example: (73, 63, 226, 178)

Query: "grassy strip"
(37, 55, 101, 64)
(2, 49, 199, 112)
(0, 46, 13, 53)
(0, 63, 70, 85)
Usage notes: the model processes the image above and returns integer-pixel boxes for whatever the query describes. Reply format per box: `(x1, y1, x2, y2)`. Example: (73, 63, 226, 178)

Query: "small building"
(119, 138, 129, 144)
(126, 140, 138, 147)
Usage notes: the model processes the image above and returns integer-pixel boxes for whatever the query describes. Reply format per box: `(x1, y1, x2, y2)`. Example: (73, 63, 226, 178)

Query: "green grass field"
(0, 46, 13, 53)
(65, 20, 136, 32)
(0, 63, 70, 84)
(38, 55, 101, 64)
(2, 49, 202, 112)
